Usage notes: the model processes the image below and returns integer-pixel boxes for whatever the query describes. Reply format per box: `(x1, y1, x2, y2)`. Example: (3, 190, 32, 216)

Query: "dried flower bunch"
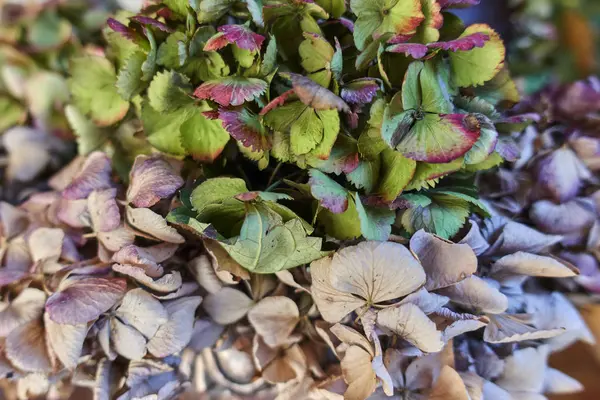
(480, 76, 600, 299)
(0, 0, 596, 399)
(0, 151, 591, 399)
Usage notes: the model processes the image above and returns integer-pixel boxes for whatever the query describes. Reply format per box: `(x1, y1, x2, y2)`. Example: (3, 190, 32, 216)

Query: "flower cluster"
(480, 76, 600, 297)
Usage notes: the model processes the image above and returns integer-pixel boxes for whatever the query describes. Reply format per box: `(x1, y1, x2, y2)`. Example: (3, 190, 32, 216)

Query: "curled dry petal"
(409, 230, 478, 291)
(437, 276, 508, 314)
(88, 189, 120, 233)
(127, 155, 184, 208)
(126, 206, 184, 243)
(45, 277, 127, 324)
(115, 289, 168, 338)
(44, 314, 88, 370)
(147, 296, 202, 357)
(458, 220, 490, 256)
(113, 245, 164, 278)
(62, 152, 112, 200)
(286, 73, 350, 113)
(484, 314, 565, 343)
(110, 318, 147, 360)
(490, 252, 578, 287)
(376, 303, 444, 353)
(341, 345, 377, 400)
(113, 264, 182, 293)
(529, 199, 595, 235)
(495, 345, 548, 393)
(203, 287, 254, 325)
(428, 366, 470, 400)
(0, 201, 28, 240)
(482, 217, 562, 256)
(248, 296, 300, 348)
(0, 288, 46, 337)
(28, 227, 64, 263)
(310, 241, 425, 323)
(5, 319, 52, 373)
(533, 147, 592, 203)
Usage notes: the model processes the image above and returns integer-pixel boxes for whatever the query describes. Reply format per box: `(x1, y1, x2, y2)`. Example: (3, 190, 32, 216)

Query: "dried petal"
(126, 206, 184, 243)
(248, 297, 300, 348)
(126, 155, 184, 208)
(62, 152, 112, 200)
(44, 314, 87, 369)
(115, 289, 168, 338)
(88, 189, 120, 232)
(203, 287, 254, 325)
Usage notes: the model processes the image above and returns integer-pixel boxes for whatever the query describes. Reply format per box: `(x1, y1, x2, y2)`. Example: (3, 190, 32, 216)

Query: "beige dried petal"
(399, 288, 449, 315)
(341, 345, 377, 400)
(331, 241, 425, 304)
(442, 319, 487, 342)
(216, 348, 255, 384)
(409, 230, 477, 291)
(5, 319, 52, 373)
(28, 227, 64, 263)
(112, 245, 163, 278)
(204, 239, 249, 280)
(94, 359, 113, 400)
(428, 366, 470, 400)
(0, 288, 46, 337)
(330, 324, 374, 357)
(262, 343, 306, 384)
(88, 189, 120, 233)
(490, 252, 578, 286)
(113, 264, 182, 293)
(376, 303, 444, 353)
(484, 314, 565, 344)
(495, 345, 549, 393)
(203, 287, 254, 325)
(115, 289, 168, 338)
(275, 270, 310, 293)
(110, 318, 147, 360)
(126, 206, 184, 243)
(98, 225, 136, 253)
(458, 220, 489, 256)
(248, 296, 300, 348)
(437, 276, 508, 314)
(188, 319, 224, 351)
(146, 296, 202, 358)
(191, 254, 226, 294)
(44, 313, 87, 369)
(543, 368, 583, 395)
(0, 201, 28, 239)
(483, 217, 562, 256)
(98, 319, 117, 361)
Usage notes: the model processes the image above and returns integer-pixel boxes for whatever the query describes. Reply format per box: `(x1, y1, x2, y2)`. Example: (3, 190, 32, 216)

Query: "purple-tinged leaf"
(533, 147, 592, 203)
(388, 34, 414, 44)
(62, 152, 112, 200)
(259, 89, 295, 116)
(437, 0, 480, 9)
(46, 277, 127, 324)
(286, 73, 350, 112)
(194, 77, 267, 107)
(204, 25, 265, 52)
(127, 155, 184, 208)
(107, 18, 136, 40)
(88, 189, 120, 233)
(387, 43, 428, 59)
(428, 32, 490, 51)
(308, 170, 348, 214)
(130, 15, 174, 33)
(219, 107, 270, 151)
(341, 79, 381, 105)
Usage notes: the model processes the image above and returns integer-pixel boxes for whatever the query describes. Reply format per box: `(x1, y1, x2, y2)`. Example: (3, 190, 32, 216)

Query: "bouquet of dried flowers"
(0, 0, 594, 399)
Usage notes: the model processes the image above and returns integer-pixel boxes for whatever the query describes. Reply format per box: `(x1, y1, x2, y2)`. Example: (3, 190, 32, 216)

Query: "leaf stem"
(266, 162, 283, 190)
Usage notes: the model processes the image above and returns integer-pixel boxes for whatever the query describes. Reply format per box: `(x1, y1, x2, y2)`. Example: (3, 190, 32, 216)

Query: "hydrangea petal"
(62, 152, 112, 200)
(127, 155, 184, 208)
(428, 32, 490, 52)
(193, 77, 267, 106)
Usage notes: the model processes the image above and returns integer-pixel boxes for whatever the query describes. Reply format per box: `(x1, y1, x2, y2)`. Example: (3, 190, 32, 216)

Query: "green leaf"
(0, 96, 26, 131)
(358, 99, 388, 160)
(405, 157, 464, 190)
(157, 32, 187, 69)
(246, 0, 264, 26)
(351, 0, 424, 50)
(473, 66, 520, 105)
(190, 177, 249, 213)
(449, 24, 506, 87)
(147, 70, 193, 113)
(116, 51, 147, 101)
(308, 170, 349, 213)
(463, 152, 503, 172)
(69, 56, 130, 126)
(260, 35, 278, 77)
(65, 105, 108, 155)
(299, 33, 335, 87)
(164, 0, 189, 16)
(401, 194, 471, 239)
(291, 107, 324, 155)
(413, 0, 442, 43)
(402, 61, 424, 110)
(232, 46, 257, 68)
(142, 101, 191, 156)
(431, 189, 489, 217)
(464, 117, 498, 165)
(316, 0, 346, 19)
(354, 194, 395, 241)
(419, 59, 453, 114)
(317, 196, 362, 239)
(180, 108, 230, 162)
(377, 149, 417, 201)
(347, 158, 381, 194)
(142, 28, 158, 81)
(28, 10, 71, 51)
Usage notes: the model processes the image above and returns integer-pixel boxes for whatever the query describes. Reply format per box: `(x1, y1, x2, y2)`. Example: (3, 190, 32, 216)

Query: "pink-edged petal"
(205, 24, 265, 52)
(88, 189, 120, 233)
(219, 107, 270, 151)
(388, 34, 414, 44)
(286, 73, 350, 112)
(428, 32, 490, 52)
(533, 147, 591, 203)
(341, 79, 381, 105)
(130, 15, 174, 33)
(62, 152, 112, 200)
(126, 155, 184, 208)
(194, 77, 267, 107)
(259, 89, 295, 116)
(437, 0, 480, 9)
(45, 277, 127, 324)
(308, 169, 349, 214)
(387, 43, 429, 59)
(107, 18, 136, 41)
